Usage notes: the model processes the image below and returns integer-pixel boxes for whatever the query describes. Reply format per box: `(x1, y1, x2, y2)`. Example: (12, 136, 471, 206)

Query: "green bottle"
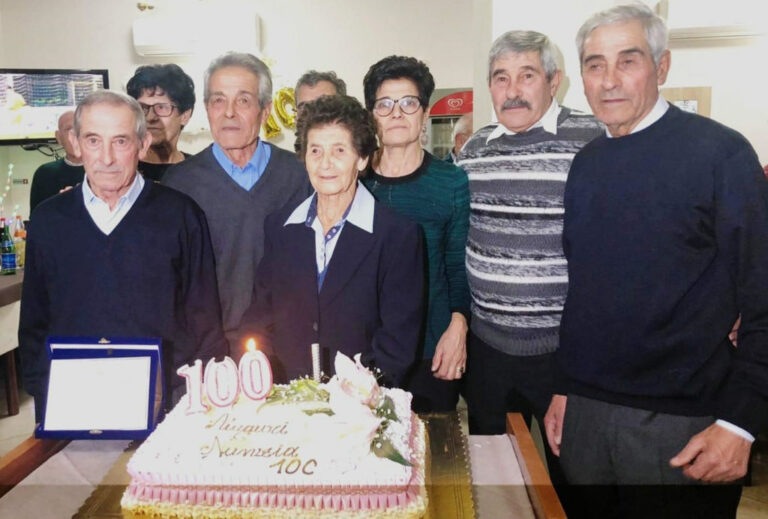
(1, 218, 16, 275)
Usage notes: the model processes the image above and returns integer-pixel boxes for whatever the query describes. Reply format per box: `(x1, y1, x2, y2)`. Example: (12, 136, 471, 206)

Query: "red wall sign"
(430, 91, 473, 116)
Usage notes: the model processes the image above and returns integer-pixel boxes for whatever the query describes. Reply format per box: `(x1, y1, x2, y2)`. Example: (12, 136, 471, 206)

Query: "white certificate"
(44, 356, 152, 431)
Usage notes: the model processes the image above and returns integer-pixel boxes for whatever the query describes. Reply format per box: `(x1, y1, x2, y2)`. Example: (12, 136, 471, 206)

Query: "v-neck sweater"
(19, 181, 228, 414)
(163, 144, 311, 345)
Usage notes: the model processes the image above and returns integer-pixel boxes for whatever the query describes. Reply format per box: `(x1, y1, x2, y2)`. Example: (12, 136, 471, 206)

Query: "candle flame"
(246, 338, 258, 352)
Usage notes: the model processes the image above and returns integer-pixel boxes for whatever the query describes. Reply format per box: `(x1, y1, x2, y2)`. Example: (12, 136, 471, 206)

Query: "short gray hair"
(488, 30, 559, 83)
(576, 3, 668, 66)
(73, 90, 146, 141)
(451, 113, 473, 141)
(295, 70, 347, 98)
(204, 52, 272, 107)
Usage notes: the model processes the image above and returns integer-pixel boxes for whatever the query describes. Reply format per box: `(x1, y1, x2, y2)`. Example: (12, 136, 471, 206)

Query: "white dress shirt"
(486, 99, 562, 143)
(82, 173, 145, 235)
(605, 95, 669, 138)
(284, 181, 375, 276)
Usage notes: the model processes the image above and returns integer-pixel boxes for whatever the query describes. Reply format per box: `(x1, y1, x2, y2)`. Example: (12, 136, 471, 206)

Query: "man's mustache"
(502, 98, 530, 110)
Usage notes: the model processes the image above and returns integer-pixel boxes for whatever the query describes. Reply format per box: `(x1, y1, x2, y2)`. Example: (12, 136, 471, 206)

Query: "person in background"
(19, 91, 227, 422)
(444, 113, 473, 163)
(294, 70, 347, 119)
(163, 52, 309, 356)
(29, 111, 84, 213)
(362, 55, 470, 412)
(544, 5, 768, 517)
(126, 64, 196, 181)
(243, 95, 424, 385)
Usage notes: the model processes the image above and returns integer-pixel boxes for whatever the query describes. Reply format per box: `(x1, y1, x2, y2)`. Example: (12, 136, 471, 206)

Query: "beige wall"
(0, 0, 474, 217)
(2, 0, 766, 218)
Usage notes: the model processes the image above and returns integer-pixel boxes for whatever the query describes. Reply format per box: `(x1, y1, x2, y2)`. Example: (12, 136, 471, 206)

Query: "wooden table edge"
(0, 435, 69, 499)
(506, 412, 566, 519)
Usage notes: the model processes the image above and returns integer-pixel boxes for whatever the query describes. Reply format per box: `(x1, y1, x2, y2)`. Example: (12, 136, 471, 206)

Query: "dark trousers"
(465, 333, 572, 510)
(406, 358, 461, 413)
(560, 394, 742, 519)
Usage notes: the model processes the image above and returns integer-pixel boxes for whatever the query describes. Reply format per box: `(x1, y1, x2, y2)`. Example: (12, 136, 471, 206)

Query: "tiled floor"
(1, 376, 767, 517)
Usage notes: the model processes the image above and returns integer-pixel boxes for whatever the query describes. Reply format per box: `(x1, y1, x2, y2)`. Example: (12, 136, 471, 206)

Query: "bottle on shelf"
(13, 215, 25, 268)
(0, 217, 16, 275)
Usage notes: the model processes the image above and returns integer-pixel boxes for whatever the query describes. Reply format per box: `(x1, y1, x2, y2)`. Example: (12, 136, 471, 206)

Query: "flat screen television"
(0, 68, 109, 145)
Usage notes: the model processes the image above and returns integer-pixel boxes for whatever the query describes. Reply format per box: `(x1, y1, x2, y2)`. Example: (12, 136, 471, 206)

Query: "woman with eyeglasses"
(127, 64, 195, 181)
(362, 56, 471, 413)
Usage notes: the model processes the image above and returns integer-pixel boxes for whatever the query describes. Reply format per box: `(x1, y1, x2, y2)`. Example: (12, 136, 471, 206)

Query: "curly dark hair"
(294, 95, 378, 166)
(363, 55, 435, 111)
(126, 64, 196, 114)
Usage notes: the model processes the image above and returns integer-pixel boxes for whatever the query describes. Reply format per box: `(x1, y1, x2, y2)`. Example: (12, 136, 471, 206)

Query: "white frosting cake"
(121, 353, 428, 518)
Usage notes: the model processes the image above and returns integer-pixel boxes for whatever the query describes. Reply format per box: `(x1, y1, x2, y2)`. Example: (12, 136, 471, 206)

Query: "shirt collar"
(212, 140, 269, 173)
(606, 95, 669, 138)
(486, 99, 561, 143)
(82, 173, 144, 208)
(285, 181, 375, 234)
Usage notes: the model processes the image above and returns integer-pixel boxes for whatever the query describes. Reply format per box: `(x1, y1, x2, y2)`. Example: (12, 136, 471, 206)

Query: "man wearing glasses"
(456, 30, 602, 512)
(163, 53, 309, 357)
(127, 64, 195, 181)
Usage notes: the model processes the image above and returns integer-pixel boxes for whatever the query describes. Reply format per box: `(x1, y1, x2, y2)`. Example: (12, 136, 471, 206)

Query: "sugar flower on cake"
(329, 352, 383, 407)
(265, 352, 411, 466)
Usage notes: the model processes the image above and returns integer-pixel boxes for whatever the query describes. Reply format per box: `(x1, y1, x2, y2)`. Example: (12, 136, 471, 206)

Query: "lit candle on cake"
(311, 343, 320, 382)
(240, 338, 273, 400)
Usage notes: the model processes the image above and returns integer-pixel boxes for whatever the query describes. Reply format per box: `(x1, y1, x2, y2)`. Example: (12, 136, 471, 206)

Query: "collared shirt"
(284, 181, 375, 288)
(82, 173, 144, 235)
(606, 95, 669, 138)
(212, 139, 272, 190)
(486, 99, 561, 143)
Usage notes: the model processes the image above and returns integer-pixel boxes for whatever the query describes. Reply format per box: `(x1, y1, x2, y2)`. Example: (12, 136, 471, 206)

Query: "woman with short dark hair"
(362, 55, 471, 412)
(127, 64, 195, 180)
(242, 95, 424, 386)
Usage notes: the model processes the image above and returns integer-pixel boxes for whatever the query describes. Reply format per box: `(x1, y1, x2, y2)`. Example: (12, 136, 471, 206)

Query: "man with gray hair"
(457, 29, 602, 508)
(443, 113, 472, 164)
(164, 53, 309, 355)
(294, 70, 347, 116)
(20, 91, 227, 421)
(545, 4, 768, 517)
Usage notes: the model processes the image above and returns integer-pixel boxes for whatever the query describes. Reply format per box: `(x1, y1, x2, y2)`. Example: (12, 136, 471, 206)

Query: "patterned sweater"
(457, 107, 602, 356)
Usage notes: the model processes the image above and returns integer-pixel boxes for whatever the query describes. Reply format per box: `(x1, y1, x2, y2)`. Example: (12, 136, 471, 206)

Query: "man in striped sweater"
(457, 30, 602, 497)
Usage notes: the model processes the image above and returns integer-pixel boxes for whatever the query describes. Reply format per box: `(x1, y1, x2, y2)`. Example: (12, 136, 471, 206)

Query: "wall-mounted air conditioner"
(132, 12, 261, 57)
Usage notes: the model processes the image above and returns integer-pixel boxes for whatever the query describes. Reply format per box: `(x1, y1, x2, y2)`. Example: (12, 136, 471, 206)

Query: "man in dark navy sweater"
(19, 91, 228, 423)
(543, 5, 768, 518)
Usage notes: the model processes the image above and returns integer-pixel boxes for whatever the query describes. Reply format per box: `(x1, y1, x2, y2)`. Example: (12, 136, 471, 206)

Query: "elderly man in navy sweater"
(544, 4, 768, 518)
(19, 91, 228, 422)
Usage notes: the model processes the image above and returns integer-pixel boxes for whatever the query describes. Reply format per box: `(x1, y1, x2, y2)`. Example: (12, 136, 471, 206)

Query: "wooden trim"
(506, 413, 566, 519)
(0, 436, 69, 498)
(3, 349, 19, 416)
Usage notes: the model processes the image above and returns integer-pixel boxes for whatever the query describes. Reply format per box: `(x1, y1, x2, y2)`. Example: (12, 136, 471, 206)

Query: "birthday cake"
(121, 352, 428, 518)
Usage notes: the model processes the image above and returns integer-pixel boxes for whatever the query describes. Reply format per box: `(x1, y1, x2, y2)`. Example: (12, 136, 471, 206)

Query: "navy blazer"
(241, 196, 425, 387)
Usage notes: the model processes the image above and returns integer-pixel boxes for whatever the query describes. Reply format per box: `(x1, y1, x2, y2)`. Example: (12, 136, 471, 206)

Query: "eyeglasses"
(372, 96, 422, 117)
(139, 102, 177, 117)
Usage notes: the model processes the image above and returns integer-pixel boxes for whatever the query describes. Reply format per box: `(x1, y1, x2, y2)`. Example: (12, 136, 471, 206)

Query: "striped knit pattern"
(457, 107, 603, 356)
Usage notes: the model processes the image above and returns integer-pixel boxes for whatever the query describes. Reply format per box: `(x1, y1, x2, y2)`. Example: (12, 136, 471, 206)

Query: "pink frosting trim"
(128, 482, 415, 511)
(126, 413, 425, 511)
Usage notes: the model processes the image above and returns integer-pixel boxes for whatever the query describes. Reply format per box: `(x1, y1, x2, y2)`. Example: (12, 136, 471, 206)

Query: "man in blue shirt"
(163, 53, 309, 356)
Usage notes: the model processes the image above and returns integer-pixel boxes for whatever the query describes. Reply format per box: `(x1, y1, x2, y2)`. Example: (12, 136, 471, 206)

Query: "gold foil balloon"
(274, 87, 296, 129)
(263, 111, 281, 139)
